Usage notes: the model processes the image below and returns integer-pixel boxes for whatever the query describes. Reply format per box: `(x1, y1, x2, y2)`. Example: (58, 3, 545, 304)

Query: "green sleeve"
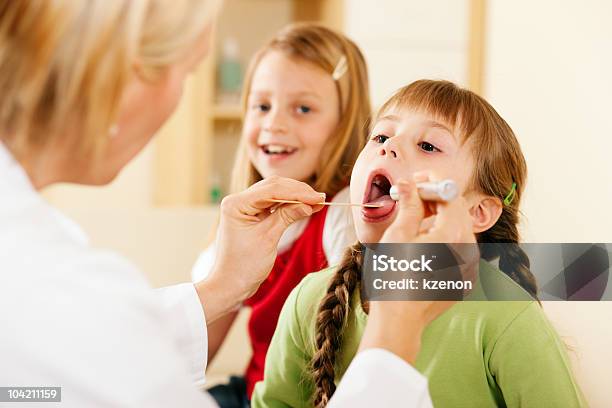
(251, 280, 314, 408)
(489, 302, 586, 407)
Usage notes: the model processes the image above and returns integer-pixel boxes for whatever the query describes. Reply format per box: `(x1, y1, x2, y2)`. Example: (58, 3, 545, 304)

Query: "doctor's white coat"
(0, 142, 432, 407)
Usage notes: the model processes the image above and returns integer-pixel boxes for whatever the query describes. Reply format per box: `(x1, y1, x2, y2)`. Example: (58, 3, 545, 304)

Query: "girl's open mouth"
(260, 144, 298, 160)
(361, 170, 396, 222)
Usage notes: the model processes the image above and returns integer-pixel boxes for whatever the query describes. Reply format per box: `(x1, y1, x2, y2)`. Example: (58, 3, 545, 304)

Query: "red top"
(243, 206, 330, 397)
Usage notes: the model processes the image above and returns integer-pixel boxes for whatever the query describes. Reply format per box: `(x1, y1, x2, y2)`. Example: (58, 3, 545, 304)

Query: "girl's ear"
(469, 196, 503, 233)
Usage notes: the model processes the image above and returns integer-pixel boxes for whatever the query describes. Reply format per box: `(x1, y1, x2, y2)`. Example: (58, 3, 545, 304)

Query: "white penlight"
(389, 179, 458, 202)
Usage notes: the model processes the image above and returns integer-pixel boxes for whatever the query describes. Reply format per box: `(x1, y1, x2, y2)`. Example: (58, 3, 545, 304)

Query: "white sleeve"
(6, 251, 216, 407)
(191, 241, 217, 282)
(323, 187, 357, 266)
(155, 283, 208, 387)
(328, 349, 433, 408)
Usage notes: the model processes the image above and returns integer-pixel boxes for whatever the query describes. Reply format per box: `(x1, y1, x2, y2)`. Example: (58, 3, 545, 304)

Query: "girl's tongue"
(362, 174, 396, 220)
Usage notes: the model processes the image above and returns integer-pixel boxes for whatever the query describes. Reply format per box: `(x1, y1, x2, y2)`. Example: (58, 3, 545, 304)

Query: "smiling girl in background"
(252, 80, 585, 408)
(191, 23, 371, 407)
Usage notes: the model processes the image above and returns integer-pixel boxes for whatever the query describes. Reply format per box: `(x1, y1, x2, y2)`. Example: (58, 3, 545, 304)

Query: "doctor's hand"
(381, 174, 476, 244)
(360, 175, 479, 365)
(381, 174, 479, 288)
(195, 176, 325, 324)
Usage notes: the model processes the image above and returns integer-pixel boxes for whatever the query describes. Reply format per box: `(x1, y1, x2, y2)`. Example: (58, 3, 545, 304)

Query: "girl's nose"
(263, 108, 288, 134)
(378, 139, 400, 159)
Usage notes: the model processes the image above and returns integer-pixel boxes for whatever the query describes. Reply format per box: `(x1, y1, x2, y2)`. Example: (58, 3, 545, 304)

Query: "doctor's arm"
(156, 177, 325, 383)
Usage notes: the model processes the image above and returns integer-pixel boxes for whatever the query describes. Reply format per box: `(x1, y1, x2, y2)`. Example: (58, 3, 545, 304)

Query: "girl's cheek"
(350, 154, 368, 200)
(242, 124, 261, 165)
(243, 119, 260, 145)
(358, 144, 377, 164)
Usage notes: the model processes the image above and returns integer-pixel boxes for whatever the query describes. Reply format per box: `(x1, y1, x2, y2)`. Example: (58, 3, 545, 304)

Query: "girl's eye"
(297, 105, 311, 114)
(254, 103, 271, 112)
(372, 134, 389, 144)
(418, 141, 441, 153)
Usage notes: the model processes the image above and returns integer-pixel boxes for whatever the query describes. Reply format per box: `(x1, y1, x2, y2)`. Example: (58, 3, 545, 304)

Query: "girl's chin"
(257, 168, 311, 182)
(254, 162, 294, 178)
(254, 161, 316, 182)
(357, 210, 397, 239)
(355, 224, 387, 244)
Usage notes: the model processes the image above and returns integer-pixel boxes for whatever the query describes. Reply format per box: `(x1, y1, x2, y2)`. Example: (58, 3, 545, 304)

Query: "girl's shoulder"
(291, 267, 337, 320)
(455, 259, 541, 324)
(444, 260, 553, 350)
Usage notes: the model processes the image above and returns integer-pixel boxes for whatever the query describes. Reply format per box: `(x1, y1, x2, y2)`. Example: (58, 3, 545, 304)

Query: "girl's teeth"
(264, 144, 295, 154)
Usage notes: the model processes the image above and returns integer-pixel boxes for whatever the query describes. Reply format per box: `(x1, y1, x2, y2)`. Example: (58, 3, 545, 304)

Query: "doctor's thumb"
(389, 179, 425, 241)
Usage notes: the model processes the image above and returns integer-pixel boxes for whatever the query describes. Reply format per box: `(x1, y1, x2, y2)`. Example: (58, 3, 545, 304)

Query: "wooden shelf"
(212, 104, 242, 121)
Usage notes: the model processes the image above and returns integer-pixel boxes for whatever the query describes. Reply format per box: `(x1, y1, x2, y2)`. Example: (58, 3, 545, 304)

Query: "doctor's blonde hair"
(231, 23, 371, 197)
(0, 0, 219, 158)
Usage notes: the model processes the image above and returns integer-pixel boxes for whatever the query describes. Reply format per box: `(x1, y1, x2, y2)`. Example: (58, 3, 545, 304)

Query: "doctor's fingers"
(425, 197, 474, 243)
(262, 202, 315, 242)
(418, 215, 436, 234)
(222, 176, 326, 218)
(382, 179, 425, 243)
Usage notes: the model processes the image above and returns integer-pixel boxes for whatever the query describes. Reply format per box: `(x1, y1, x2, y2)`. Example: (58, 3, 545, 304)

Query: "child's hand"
(195, 176, 324, 323)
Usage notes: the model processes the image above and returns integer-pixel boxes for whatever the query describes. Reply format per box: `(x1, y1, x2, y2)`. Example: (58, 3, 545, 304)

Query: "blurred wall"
(484, 0, 612, 243)
(483, 3, 612, 405)
(345, 0, 470, 106)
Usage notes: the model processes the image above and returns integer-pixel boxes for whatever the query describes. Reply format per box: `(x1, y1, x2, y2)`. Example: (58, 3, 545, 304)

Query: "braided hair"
(310, 243, 362, 408)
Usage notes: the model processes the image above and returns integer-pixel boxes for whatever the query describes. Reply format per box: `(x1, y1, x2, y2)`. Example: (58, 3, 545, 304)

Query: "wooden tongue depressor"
(266, 199, 383, 208)
(267, 180, 458, 208)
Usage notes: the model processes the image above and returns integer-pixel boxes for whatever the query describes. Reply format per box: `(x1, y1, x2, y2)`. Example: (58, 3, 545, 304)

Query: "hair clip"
(332, 55, 348, 81)
(503, 182, 517, 206)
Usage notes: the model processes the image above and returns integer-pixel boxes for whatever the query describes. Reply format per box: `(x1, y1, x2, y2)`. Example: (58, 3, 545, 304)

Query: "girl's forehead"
(376, 106, 459, 134)
(249, 51, 334, 97)
(255, 51, 329, 83)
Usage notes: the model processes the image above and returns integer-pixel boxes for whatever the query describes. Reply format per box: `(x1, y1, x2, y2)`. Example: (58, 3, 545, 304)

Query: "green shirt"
(252, 260, 585, 408)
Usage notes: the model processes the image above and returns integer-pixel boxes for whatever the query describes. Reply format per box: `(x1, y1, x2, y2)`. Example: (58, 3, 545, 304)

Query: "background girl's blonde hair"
(230, 22, 371, 197)
(0, 0, 219, 159)
(310, 80, 536, 407)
